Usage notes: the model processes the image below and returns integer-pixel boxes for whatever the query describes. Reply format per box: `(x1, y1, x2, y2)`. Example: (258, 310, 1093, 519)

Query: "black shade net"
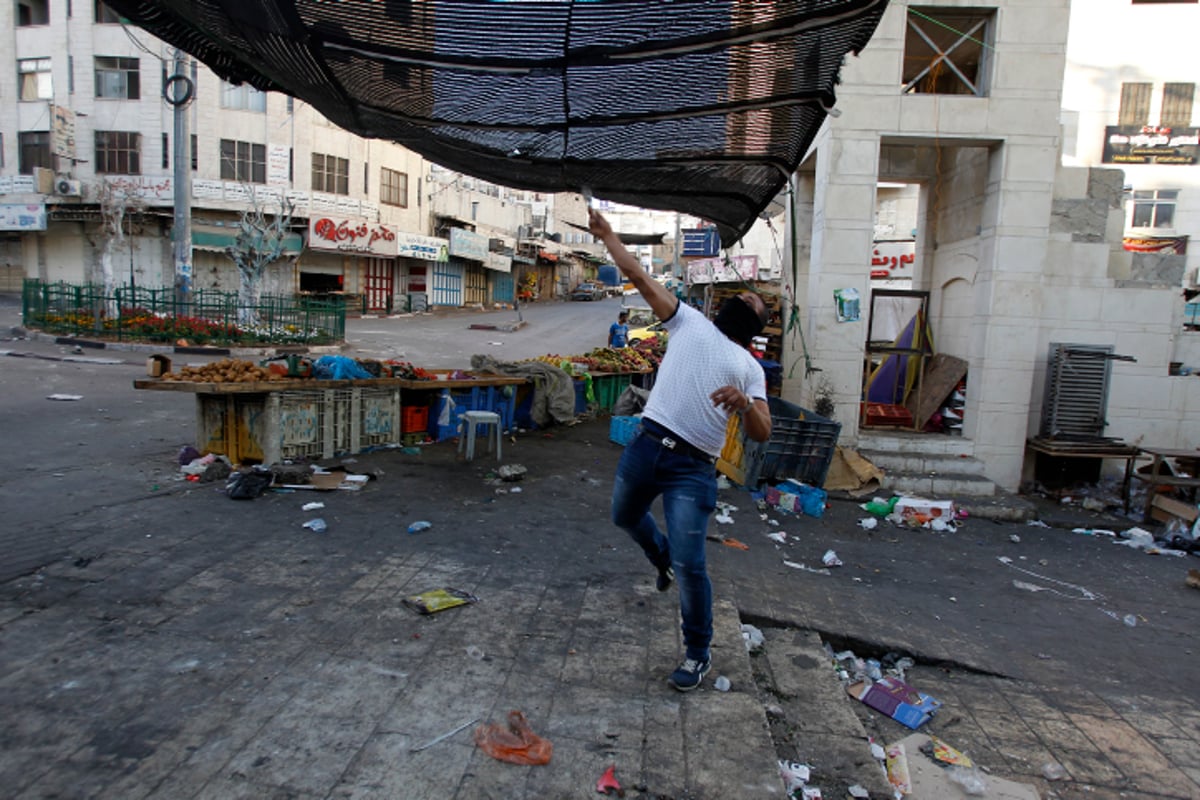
(107, 0, 888, 246)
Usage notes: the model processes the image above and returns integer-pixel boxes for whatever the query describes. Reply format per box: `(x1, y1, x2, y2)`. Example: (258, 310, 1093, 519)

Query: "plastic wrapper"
(402, 588, 478, 615)
(474, 711, 552, 765)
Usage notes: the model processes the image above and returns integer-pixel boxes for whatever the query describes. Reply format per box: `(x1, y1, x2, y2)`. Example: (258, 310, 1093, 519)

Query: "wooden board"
(906, 353, 968, 430)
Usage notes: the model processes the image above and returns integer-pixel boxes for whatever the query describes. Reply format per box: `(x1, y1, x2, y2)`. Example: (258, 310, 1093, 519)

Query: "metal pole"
(170, 49, 193, 308)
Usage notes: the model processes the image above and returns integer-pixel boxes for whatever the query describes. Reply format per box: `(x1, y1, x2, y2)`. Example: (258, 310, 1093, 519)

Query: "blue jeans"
(611, 429, 717, 662)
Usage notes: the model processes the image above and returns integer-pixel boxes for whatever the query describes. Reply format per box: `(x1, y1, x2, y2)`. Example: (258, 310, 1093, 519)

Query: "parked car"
(628, 320, 666, 345)
(570, 282, 604, 301)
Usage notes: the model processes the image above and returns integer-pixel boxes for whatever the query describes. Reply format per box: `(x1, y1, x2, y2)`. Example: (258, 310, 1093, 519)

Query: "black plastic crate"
(742, 397, 841, 487)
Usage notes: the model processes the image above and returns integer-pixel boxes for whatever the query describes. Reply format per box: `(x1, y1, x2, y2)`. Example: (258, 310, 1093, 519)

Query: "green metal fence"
(21, 280, 345, 346)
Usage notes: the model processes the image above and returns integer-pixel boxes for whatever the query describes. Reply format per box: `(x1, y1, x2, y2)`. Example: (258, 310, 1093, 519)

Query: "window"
(1130, 189, 1178, 229)
(312, 153, 349, 195)
(17, 0, 49, 26)
(95, 56, 140, 99)
(219, 80, 267, 112)
(220, 139, 266, 183)
(18, 58, 53, 101)
(1119, 83, 1152, 126)
(381, 167, 408, 207)
(902, 7, 994, 96)
(19, 132, 51, 174)
(95, 131, 141, 174)
(162, 132, 169, 170)
(1161, 83, 1195, 128)
(95, 1, 122, 23)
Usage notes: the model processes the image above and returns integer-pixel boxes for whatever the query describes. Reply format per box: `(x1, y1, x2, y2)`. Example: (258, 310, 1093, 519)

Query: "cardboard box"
(893, 496, 955, 520)
(1149, 494, 1199, 524)
(310, 473, 344, 491)
(847, 677, 942, 729)
(146, 354, 172, 377)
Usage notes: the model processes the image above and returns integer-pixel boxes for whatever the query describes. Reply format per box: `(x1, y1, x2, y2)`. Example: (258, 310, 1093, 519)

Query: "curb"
(10, 326, 344, 358)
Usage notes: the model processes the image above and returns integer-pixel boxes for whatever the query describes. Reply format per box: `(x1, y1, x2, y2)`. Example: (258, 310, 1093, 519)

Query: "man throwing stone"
(589, 208, 772, 691)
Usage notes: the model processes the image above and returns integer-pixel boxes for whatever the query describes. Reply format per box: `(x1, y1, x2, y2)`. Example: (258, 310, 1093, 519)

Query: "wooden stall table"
(1026, 437, 1143, 512)
(1132, 446, 1200, 521)
(134, 372, 527, 464)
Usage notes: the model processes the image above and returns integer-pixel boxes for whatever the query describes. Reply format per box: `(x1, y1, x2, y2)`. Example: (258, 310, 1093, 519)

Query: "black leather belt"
(641, 419, 717, 465)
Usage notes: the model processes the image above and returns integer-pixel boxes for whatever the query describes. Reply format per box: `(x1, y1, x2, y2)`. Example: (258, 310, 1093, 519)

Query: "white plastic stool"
(458, 410, 502, 461)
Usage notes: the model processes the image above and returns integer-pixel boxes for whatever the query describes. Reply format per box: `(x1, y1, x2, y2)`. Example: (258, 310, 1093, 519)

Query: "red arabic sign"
(308, 217, 397, 256)
(1123, 235, 1188, 255)
(870, 240, 915, 279)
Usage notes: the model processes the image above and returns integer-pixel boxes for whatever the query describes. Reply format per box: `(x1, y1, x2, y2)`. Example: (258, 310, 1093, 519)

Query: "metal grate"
(1039, 343, 1113, 440)
(104, 0, 888, 245)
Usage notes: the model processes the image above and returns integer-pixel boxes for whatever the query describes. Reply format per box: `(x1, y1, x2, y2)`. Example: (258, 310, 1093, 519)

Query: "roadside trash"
(864, 659, 883, 681)
(497, 464, 527, 482)
(474, 710, 553, 765)
(226, 466, 273, 499)
(715, 510, 734, 524)
(302, 518, 327, 533)
(1116, 526, 1155, 549)
(46, 394, 84, 401)
(946, 765, 988, 795)
(893, 496, 955, 521)
(596, 764, 621, 795)
(859, 517, 878, 530)
(1026, 519, 1050, 527)
(920, 735, 974, 768)
(302, 501, 325, 511)
(1009, 534, 1021, 543)
(821, 550, 843, 567)
(767, 532, 788, 544)
(766, 480, 827, 518)
(847, 785, 869, 799)
(1041, 762, 1068, 781)
(465, 645, 485, 660)
(403, 588, 478, 615)
(1073, 528, 1116, 537)
(783, 560, 831, 576)
(861, 496, 898, 516)
(1081, 497, 1106, 512)
(407, 520, 433, 534)
(1188, 569, 1200, 590)
(177, 446, 201, 465)
(409, 717, 480, 753)
(722, 537, 750, 550)
(778, 761, 811, 794)
(847, 677, 942, 729)
(714, 675, 731, 692)
(886, 742, 912, 795)
(741, 623, 765, 653)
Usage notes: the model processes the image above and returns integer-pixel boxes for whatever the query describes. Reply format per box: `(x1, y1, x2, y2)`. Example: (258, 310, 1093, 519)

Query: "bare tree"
(225, 190, 296, 325)
(92, 179, 147, 298)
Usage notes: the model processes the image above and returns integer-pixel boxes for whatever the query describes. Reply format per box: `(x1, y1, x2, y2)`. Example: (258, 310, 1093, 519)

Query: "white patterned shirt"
(642, 301, 767, 457)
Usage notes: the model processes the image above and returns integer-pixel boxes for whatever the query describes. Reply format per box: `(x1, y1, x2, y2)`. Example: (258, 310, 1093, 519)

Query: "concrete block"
(1054, 165, 1090, 200)
(1129, 253, 1187, 286)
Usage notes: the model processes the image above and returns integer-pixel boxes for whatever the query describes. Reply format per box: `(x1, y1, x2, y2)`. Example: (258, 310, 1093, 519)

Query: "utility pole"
(168, 49, 194, 307)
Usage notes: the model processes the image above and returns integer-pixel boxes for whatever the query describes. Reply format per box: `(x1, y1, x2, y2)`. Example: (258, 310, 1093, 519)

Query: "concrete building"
(784, 0, 1199, 493)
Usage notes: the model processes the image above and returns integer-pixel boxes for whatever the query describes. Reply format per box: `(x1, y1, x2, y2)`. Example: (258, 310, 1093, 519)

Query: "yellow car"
(627, 320, 666, 346)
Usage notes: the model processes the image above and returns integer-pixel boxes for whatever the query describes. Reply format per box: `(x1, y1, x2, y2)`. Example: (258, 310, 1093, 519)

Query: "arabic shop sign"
(687, 255, 758, 284)
(1103, 126, 1199, 166)
(309, 217, 397, 256)
(870, 240, 915, 279)
(448, 227, 489, 261)
(397, 232, 449, 262)
(0, 203, 47, 231)
(1123, 235, 1187, 255)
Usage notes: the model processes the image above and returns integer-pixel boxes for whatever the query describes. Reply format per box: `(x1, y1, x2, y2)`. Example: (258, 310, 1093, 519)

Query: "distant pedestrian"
(608, 311, 630, 348)
(589, 208, 771, 692)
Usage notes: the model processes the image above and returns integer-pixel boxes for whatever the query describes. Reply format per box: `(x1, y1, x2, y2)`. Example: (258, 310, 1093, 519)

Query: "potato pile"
(159, 358, 284, 383)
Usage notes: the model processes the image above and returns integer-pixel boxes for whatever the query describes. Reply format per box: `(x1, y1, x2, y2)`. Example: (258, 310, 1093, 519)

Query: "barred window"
(19, 131, 52, 174)
(1119, 83, 1153, 126)
(95, 56, 140, 99)
(1161, 83, 1195, 128)
(380, 167, 408, 207)
(312, 153, 350, 195)
(95, 131, 142, 174)
(220, 139, 266, 184)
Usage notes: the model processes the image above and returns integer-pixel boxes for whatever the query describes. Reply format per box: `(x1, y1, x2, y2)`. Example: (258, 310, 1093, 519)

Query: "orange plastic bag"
(474, 710, 553, 766)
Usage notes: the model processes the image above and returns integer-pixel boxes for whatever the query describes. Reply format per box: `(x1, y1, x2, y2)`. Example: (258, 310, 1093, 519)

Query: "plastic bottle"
(713, 675, 731, 692)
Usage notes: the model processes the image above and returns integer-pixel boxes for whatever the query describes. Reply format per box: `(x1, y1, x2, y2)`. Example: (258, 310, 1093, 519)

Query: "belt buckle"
(661, 436, 677, 450)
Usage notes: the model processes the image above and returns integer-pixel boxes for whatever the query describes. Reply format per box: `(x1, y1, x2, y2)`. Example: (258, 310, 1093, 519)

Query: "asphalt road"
(345, 294, 643, 368)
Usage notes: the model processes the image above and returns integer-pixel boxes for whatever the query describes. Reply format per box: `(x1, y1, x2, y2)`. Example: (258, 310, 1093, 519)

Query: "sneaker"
(656, 565, 675, 592)
(940, 405, 962, 421)
(668, 657, 711, 691)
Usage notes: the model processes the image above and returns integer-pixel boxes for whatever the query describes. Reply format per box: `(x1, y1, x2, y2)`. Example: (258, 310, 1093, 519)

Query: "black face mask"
(713, 297, 764, 346)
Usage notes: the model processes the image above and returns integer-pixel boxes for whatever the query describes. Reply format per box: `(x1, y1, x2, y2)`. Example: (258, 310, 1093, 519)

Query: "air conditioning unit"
(55, 179, 82, 197)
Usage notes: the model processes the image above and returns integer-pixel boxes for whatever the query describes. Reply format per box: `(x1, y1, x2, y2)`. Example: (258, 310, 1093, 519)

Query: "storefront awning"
(192, 223, 303, 255)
